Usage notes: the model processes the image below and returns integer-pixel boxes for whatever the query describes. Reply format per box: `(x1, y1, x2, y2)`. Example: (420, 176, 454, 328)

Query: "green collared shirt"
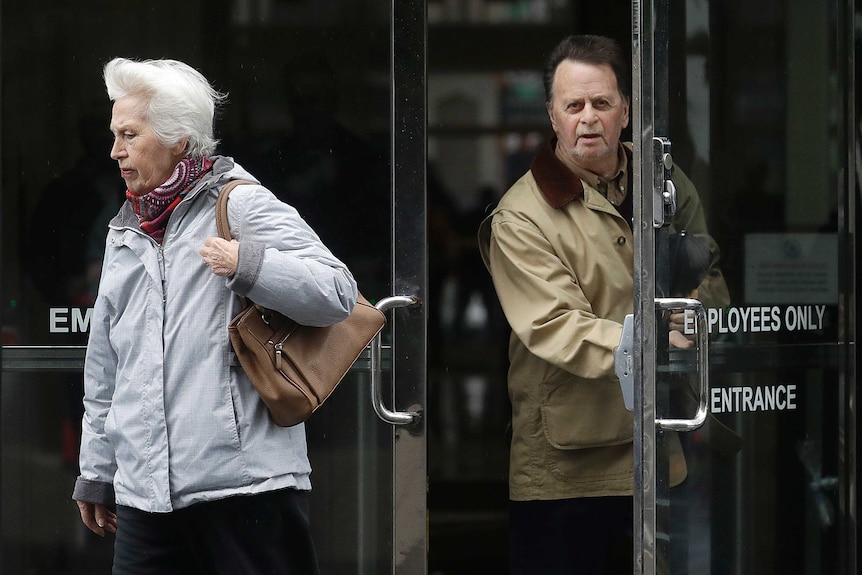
(566, 144, 629, 207)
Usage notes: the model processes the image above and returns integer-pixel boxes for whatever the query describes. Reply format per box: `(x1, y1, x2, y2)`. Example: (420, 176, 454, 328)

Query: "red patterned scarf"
(126, 156, 213, 243)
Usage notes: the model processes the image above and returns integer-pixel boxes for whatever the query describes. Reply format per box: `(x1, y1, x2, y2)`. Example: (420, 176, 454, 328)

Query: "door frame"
(631, 0, 662, 572)
(630, 1, 858, 574)
(391, 0, 428, 572)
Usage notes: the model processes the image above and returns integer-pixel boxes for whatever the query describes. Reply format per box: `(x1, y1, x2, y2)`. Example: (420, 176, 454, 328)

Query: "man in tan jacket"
(479, 35, 729, 574)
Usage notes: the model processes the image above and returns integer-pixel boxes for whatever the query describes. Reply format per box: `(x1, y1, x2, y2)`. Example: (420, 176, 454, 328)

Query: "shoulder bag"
(216, 179, 386, 427)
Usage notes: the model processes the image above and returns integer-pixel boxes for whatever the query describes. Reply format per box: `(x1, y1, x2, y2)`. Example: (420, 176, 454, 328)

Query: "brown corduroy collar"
(530, 138, 632, 209)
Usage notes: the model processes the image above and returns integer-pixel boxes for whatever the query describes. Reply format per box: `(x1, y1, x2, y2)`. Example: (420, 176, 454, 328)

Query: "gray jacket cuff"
(226, 240, 265, 297)
(72, 477, 115, 506)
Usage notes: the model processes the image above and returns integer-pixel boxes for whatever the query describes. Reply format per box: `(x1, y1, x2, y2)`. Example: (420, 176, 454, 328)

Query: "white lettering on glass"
(684, 305, 827, 335)
(710, 385, 798, 413)
(49, 308, 69, 333)
(49, 308, 94, 333)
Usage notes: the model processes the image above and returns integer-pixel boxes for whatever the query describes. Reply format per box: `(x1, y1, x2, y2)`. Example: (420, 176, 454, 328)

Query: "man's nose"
(580, 104, 598, 123)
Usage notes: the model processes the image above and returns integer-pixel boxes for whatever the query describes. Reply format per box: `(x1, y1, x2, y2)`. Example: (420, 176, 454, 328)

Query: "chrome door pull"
(655, 297, 709, 431)
(370, 295, 421, 425)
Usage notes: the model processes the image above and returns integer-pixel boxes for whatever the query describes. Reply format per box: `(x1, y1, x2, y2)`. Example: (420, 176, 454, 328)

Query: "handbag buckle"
(274, 342, 283, 370)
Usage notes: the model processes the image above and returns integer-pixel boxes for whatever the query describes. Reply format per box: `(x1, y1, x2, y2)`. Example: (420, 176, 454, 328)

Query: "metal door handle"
(655, 297, 709, 431)
(370, 295, 421, 425)
(614, 314, 635, 411)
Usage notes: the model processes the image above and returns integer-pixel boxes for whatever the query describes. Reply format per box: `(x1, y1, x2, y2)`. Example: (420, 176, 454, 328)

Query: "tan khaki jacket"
(479, 141, 727, 500)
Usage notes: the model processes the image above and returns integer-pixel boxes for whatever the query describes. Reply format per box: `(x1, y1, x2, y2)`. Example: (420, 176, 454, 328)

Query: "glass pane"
(426, 6, 636, 573)
(654, 1, 853, 573)
(1, 1, 395, 572)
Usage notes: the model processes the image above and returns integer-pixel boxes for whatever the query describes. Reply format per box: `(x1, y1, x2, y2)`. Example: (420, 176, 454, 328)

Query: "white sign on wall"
(744, 233, 838, 304)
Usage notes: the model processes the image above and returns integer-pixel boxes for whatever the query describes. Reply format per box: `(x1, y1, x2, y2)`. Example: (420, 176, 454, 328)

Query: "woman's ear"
(171, 138, 190, 158)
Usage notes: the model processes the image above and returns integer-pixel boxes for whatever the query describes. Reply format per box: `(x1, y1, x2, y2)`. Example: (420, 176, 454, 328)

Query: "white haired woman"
(71, 58, 356, 574)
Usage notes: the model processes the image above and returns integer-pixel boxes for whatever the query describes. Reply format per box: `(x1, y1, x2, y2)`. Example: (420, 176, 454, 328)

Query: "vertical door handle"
(370, 295, 421, 425)
(655, 297, 709, 431)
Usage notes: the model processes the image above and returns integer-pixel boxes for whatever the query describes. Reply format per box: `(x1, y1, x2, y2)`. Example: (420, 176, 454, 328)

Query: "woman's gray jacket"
(72, 156, 358, 512)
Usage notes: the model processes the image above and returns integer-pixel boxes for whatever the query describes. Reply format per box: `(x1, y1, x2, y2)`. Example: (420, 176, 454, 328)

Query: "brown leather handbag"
(215, 180, 386, 427)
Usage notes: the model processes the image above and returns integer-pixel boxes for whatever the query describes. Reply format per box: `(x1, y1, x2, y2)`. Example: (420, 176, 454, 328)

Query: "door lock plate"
(614, 314, 635, 411)
(653, 137, 676, 227)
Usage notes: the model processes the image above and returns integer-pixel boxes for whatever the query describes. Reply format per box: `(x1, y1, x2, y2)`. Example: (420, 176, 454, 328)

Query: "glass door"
(630, 1, 856, 574)
(0, 1, 426, 573)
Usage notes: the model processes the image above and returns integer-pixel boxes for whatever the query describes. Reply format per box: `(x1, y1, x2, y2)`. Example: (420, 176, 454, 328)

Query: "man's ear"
(621, 97, 630, 129)
(546, 101, 557, 131)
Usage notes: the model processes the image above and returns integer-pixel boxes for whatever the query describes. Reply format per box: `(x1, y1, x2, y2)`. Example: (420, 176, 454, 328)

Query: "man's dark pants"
(509, 495, 633, 575)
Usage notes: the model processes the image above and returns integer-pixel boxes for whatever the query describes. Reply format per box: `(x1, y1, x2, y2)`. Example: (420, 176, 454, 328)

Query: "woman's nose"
(110, 138, 125, 159)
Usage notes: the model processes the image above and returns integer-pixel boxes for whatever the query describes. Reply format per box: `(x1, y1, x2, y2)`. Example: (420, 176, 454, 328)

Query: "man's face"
(546, 60, 629, 178)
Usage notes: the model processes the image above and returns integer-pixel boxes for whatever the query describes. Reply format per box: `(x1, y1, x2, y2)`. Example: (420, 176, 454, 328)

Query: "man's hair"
(542, 35, 630, 104)
(104, 58, 226, 158)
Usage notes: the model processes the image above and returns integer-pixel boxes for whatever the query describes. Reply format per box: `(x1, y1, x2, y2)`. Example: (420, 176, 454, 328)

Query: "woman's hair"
(104, 58, 226, 158)
(542, 35, 630, 105)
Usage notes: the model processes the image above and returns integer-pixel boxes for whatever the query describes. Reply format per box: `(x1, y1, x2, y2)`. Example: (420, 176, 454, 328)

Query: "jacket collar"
(111, 155, 248, 230)
(531, 137, 632, 209)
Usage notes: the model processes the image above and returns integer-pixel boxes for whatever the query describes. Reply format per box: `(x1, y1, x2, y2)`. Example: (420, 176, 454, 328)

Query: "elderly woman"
(71, 58, 356, 574)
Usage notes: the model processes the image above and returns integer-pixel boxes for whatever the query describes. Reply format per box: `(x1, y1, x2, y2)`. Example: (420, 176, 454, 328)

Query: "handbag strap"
(215, 179, 257, 241)
(215, 179, 257, 311)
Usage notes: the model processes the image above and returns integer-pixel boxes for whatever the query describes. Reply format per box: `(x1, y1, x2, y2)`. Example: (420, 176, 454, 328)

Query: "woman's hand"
(76, 500, 117, 537)
(200, 237, 239, 277)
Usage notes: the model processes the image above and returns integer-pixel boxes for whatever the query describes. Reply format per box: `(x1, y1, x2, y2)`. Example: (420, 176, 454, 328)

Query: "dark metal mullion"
(632, 0, 659, 573)
(390, 0, 427, 573)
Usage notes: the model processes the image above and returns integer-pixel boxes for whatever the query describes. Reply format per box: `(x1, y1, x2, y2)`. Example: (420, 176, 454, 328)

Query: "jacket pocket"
(540, 372, 633, 449)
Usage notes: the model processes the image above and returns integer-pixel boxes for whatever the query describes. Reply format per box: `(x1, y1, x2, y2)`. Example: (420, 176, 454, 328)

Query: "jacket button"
(617, 236, 627, 245)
